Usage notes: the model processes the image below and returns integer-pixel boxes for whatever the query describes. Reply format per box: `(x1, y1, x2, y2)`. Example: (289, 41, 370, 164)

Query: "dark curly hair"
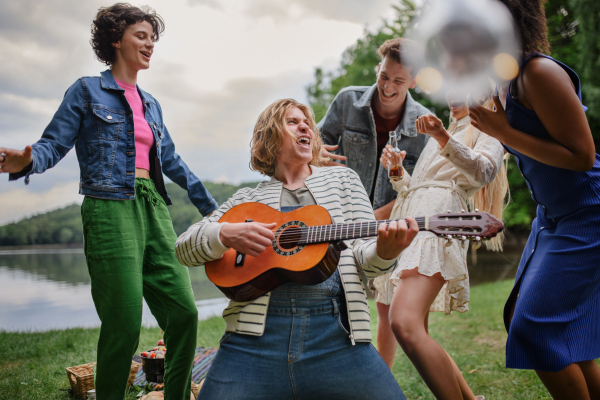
(91, 3, 165, 66)
(497, 0, 550, 56)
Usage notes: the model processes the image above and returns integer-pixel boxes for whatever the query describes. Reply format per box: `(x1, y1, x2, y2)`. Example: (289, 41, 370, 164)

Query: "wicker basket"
(191, 380, 204, 399)
(66, 361, 140, 399)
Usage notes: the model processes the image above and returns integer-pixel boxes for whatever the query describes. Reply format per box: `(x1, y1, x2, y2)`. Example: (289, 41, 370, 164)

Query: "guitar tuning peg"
(472, 236, 482, 250)
(445, 234, 453, 247)
(474, 208, 479, 212)
(446, 210, 452, 213)
(460, 235, 467, 241)
(460, 209, 465, 213)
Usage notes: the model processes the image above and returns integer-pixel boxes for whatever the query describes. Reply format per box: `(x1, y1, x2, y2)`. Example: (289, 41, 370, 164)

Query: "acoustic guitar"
(205, 202, 503, 302)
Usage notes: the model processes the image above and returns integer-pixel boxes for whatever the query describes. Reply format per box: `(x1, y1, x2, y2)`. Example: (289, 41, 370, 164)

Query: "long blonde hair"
(250, 99, 328, 177)
(452, 95, 510, 252)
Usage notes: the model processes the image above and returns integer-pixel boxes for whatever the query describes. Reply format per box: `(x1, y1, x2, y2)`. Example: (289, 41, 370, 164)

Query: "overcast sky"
(0, 0, 398, 224)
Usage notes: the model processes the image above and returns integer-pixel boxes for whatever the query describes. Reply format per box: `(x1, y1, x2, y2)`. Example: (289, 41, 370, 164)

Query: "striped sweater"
(175, 166, 397, 343)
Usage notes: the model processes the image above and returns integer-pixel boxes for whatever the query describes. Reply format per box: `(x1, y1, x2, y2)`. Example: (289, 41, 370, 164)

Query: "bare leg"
(536, 363, 591, 400)
(376, 301, 398, 370)
(427, 314, 479, 399)
(389, 268, 476, 400)
(579, 360, 600, 399)
(445, 351, 477, 399)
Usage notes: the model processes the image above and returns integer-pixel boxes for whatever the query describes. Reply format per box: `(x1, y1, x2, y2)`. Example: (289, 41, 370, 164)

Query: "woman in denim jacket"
(0, 5, 216, 399)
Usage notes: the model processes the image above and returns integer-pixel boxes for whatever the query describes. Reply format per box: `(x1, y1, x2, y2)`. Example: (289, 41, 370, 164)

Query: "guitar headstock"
(426, 211, 504, 240)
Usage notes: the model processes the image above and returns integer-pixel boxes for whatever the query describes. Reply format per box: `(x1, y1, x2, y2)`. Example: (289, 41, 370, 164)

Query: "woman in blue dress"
(468, 1, 600, 398)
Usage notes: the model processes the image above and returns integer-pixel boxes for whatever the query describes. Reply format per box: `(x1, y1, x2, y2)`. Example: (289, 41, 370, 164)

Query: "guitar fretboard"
(286, 217, 427, 245)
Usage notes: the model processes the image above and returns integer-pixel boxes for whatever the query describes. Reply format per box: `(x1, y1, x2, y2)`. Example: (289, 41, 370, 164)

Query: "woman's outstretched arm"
(469, 57, 595, 171)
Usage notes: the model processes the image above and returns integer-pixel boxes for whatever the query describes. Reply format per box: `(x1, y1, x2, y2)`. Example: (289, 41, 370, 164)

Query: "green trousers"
(81, 178, 198, 400)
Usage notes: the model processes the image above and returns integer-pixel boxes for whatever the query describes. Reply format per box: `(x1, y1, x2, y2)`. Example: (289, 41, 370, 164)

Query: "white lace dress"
(373, 116, 504, 314)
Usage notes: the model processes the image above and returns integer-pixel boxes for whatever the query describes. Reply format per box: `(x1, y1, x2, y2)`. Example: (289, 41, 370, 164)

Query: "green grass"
(0, 318, 225, 400)
(1, 280, 597, 399)
(369, 279, 558, 399)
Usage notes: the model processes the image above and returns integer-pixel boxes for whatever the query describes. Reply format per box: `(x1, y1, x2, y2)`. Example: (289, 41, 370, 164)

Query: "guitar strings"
(274, 218, 424, 245)
(274, 216, 482, 245)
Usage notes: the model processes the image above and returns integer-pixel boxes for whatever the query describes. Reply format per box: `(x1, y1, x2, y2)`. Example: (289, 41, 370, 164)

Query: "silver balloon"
(406, 0, 521, 104)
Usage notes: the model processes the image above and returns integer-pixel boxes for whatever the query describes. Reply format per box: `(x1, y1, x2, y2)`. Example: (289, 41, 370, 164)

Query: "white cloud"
(187, 0, 223, 10)
(244, 0, 396, 25)
(1, 93, 61, 119)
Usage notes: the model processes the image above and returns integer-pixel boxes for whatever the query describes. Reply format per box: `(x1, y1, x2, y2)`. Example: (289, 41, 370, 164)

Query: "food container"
(66, 361, 139, 399)
(141, 352, 166, 383)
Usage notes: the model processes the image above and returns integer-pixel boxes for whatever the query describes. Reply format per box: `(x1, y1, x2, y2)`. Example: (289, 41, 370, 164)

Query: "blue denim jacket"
(318, 84, 432, 210)
(9, 70, 218, 216)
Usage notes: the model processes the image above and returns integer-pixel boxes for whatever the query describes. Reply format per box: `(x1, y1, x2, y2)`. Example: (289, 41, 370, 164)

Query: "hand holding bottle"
(380, 144, 406, 171)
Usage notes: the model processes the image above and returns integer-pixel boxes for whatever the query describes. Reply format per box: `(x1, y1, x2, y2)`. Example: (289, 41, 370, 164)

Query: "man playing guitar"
(175, 98, 418, 399)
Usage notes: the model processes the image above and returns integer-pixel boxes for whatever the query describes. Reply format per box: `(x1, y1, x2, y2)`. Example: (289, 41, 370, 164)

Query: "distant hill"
(0, 181, 262, 247)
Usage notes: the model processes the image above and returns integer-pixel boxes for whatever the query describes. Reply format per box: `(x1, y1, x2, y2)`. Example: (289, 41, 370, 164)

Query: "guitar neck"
(299, 217, 427, 245)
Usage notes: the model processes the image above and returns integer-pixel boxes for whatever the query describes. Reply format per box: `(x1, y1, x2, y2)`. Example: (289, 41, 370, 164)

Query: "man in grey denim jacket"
(318, 38, 432, 220)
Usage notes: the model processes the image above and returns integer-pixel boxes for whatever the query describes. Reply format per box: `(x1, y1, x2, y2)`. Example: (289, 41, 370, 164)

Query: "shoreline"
(0, 243, 84, 252)
(0, 230, 530, 252)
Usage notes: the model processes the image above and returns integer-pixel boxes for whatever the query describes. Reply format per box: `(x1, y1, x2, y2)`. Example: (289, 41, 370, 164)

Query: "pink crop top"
(115, 79, 155, 171)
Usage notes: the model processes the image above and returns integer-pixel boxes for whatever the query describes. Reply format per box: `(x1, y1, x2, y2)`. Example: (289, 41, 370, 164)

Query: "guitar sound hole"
(278, 226, 302, 250)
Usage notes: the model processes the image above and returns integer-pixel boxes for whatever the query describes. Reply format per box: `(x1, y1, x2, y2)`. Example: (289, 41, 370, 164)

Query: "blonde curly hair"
(250, 99, 328, 177)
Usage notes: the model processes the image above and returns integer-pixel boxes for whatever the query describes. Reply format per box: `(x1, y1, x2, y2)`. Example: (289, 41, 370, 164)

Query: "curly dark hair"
(91, 3, 165, 66)
(497, 0, 550, 56)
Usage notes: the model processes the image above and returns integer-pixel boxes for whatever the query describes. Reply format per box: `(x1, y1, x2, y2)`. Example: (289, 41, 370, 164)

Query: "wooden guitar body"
(205, 202, 504, 302)
(205, 203, 341, 302)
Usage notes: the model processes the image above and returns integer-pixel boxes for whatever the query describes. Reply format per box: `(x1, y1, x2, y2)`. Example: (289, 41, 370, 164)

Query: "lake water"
(0, 246, 524, 332)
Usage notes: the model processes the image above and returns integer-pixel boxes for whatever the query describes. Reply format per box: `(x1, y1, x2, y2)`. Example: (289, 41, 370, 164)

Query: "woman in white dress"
(374, 90, 508, 400)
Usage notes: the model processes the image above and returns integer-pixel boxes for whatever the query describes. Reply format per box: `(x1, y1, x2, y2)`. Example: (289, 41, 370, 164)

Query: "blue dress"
(503, 54, 600, 372)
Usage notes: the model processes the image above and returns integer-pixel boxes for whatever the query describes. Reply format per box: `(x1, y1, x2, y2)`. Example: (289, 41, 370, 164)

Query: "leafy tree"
(545, 0, 600, 148)
(569, 0, 600, 148)
(0, 204, 84, 246)
(306, 0, 447, 123)
(503, 161, 537, 229)
(546, 0, 578, 68)
(166, 181, 261, 235)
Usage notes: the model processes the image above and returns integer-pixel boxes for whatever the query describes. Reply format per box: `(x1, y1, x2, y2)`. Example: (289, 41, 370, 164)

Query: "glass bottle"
(387, 131, 403, 181)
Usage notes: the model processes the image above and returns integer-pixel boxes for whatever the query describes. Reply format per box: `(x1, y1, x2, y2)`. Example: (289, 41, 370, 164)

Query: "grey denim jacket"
(318, 84, 432, 210)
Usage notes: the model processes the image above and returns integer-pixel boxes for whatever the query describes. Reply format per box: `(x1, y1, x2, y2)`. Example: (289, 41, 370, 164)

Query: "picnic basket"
(66, 361, 140, 399)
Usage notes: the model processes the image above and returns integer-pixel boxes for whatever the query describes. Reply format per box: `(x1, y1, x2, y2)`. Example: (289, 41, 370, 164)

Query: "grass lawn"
(0, 317, 226, 400)
(1, 279, 597, 399)
(374, 279, 557, 399)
